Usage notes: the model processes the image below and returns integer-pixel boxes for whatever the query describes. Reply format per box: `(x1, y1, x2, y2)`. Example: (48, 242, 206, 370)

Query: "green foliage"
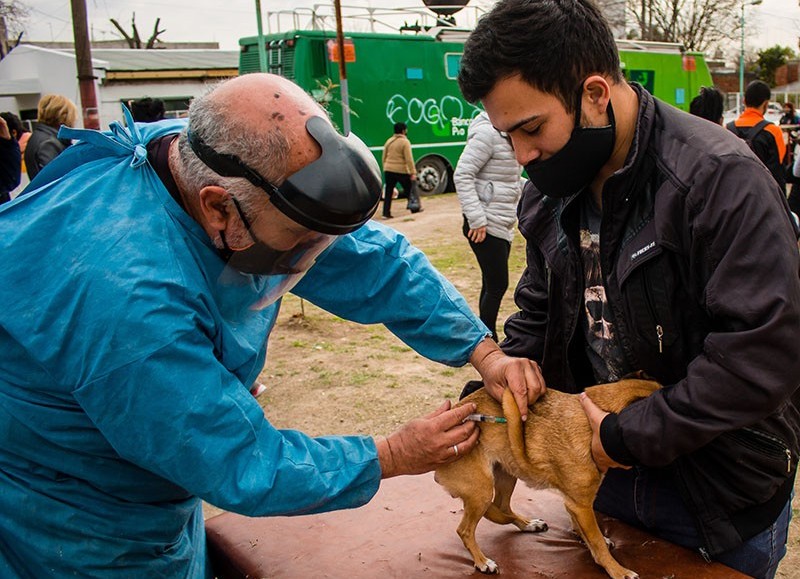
(757, 45, 796, 86)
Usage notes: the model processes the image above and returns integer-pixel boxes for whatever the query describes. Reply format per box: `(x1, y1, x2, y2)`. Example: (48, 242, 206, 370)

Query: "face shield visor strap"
(186, 128, 281, 198)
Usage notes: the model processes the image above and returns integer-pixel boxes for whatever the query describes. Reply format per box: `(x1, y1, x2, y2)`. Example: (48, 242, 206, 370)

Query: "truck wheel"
(415, 156, 449, 196)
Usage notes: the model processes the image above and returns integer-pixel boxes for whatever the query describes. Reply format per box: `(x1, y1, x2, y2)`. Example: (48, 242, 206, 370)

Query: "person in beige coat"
(381, 122, 420, 218)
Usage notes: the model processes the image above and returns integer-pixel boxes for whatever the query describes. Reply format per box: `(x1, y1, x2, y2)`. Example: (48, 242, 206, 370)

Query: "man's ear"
(198, 186, 232, 233)
(582, 75, 612, 119)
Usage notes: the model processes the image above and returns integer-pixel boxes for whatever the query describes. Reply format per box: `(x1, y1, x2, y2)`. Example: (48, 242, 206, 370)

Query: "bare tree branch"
(111, 12, 166, 49)
(146, 18, 166, 49)
(110, 18, 136, 49)
(625, 0, 741, 52)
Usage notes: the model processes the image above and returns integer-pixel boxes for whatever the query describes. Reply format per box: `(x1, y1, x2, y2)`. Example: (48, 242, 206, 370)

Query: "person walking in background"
(780, 102, 800, 198)
(0, 112, 27, 202)
(381, 122, 420, 218)
(130, 97, 166, 123)
(24, 94, 77, 181)
(727, 80, 786, 190)
(779, 101, 800, 126)
(454, 111, 523, 342)
(0, 115, 20, 205)
(689, 86, 724, 125)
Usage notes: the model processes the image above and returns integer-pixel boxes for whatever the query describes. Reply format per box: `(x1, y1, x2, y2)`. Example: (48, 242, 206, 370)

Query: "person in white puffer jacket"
(454, 111, 524, 341)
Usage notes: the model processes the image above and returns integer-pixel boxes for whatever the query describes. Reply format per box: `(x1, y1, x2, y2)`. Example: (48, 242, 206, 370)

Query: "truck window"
(310, 40, 327, 78)
(444, 53, 462, 80)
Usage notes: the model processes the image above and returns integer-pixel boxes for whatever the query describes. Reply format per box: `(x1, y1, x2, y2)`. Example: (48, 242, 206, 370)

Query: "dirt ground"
(207, 192, 800, 578)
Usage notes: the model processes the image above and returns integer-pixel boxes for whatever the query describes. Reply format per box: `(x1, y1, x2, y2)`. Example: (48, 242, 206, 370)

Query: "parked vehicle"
(723, 102, 784, 126)
(239, 8, 713, 195)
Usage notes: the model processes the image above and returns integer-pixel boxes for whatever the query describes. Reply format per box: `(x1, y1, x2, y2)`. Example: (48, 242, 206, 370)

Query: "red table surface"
(205, 471, 749, 578)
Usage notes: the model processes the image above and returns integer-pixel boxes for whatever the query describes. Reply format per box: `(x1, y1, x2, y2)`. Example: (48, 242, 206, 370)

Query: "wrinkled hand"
(467, 226, 487, 243)
(578, 392, 629, 473)
(376, 400, 479, 478)
(470, 338, 545, 422)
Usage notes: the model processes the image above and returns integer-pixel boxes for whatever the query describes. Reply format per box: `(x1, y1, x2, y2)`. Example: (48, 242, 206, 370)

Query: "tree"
(756, 45, 795, 86)
(0, 1, 30, 58)
(110, 12, 165, 49)
(624, 0, 741, 52)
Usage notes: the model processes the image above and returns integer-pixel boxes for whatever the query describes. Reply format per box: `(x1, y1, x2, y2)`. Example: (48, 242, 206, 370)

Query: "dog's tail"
(501, 388, 533, 470)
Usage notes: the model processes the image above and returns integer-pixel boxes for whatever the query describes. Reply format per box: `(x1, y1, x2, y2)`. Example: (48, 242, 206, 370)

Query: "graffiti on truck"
(385, 93, 482, 137)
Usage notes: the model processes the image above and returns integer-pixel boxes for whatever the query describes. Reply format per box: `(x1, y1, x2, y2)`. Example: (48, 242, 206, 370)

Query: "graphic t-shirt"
(580, 197, 628, 382)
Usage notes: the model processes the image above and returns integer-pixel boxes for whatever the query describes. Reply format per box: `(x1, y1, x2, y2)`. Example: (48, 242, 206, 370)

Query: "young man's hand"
(469, 338, 545, 422)
(579, 392, 630, 473)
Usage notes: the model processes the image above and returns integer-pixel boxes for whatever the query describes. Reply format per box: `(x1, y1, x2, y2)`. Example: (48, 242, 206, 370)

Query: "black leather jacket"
(24, 123, 69, 180)
(502, 86, 800, 554)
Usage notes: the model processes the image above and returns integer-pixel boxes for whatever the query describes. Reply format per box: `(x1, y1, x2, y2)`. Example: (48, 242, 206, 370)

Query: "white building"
(0, 44, 239, 130)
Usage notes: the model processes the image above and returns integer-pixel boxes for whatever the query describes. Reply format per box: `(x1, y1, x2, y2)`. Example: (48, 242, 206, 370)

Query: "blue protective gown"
(0, 118, 488, 578)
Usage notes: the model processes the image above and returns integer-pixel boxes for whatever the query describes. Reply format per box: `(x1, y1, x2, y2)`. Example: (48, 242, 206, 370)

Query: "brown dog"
(434, 377, 661, 579)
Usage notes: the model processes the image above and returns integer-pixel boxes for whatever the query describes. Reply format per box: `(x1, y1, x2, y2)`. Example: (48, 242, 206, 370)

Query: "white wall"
(0, 46, 227, 130)
(98, 79, 219, 130)
(0, 45, 101, 126)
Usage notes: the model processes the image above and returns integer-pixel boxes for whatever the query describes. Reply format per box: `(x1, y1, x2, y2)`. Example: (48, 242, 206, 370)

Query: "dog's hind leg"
(562, 498, 639, 579)
(452, 465, 500, 574)
(483, 467, 548, 533)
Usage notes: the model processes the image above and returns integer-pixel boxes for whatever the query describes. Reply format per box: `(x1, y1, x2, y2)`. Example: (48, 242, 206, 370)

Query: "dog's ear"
(459, 380, 484, 400)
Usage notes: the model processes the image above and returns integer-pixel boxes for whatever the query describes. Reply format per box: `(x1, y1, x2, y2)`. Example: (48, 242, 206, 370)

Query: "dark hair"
(393, 122, 407, 134)
(0, 111, 26, 140)
(784, 102, 795, 113)
(744, 80, 771, 108)
(130, 97, 166, 122)
(689, 86, 724, 124)
(458, 0, 623, 112)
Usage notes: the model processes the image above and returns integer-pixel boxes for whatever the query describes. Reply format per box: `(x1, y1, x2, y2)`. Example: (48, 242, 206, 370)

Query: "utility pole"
(255, 0, 267, 72)
(71, 0, 100, 129)
(333, 0, 351, 134)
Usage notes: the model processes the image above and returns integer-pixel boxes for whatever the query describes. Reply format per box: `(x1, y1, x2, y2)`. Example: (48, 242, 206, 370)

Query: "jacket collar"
(602, 83, 657, 197)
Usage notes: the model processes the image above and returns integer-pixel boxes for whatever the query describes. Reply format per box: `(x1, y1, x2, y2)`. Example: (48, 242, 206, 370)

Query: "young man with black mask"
(458, 1, 800, 577)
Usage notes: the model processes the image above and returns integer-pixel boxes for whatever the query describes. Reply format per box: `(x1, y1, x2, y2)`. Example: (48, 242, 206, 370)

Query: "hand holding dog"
(579, 392, 629, 473)
(469, 338, 546, 422)
(375, 400, 479, 478)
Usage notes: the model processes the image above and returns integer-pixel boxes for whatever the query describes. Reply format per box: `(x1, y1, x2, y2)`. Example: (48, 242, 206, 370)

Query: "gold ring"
(453, 444, 459, 456)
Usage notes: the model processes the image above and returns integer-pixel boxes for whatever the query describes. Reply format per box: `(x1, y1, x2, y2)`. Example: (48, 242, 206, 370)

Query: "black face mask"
(218, 197, 334, 276)
(524, 86, 616, 199)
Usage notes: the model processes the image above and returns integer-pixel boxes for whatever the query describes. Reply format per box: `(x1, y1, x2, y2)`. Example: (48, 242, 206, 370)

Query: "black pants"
(383, 171, 413, 217)
(462, 215, 511, 341)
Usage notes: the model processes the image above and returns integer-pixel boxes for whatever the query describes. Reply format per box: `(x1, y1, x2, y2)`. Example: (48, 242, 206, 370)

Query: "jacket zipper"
(642, 275, 664, 354)
(742, 427, 794, 473)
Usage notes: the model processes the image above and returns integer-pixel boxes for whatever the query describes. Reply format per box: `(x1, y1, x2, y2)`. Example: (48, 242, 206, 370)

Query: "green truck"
(239, 29, 712, 195)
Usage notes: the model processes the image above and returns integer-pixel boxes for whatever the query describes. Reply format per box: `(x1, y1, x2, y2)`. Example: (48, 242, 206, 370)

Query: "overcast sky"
(24, 0, 800, 55)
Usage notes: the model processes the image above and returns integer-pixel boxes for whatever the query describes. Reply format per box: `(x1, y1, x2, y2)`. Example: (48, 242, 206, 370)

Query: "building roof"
(85, 49, 239, 72)
(773, 80, 800, 94)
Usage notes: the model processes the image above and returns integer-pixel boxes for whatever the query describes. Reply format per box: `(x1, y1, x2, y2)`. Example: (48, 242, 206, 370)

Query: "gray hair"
(175, 82, 291, 215)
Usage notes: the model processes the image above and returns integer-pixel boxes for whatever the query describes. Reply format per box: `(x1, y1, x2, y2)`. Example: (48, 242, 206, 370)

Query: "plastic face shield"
(188, 115, 381, 309)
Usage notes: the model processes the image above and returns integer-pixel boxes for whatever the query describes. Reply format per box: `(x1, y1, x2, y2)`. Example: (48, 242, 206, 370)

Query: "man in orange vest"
(727, 80, 787, 190)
